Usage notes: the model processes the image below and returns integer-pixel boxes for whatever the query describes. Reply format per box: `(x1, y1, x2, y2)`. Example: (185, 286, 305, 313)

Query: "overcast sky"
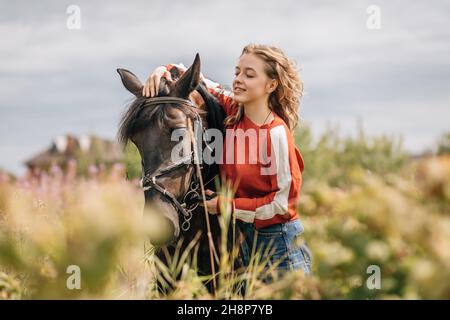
(1, 0, 449, 175)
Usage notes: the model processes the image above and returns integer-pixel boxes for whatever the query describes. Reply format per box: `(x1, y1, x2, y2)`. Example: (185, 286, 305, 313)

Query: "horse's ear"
(173, 53, 201, 99)
(117, 68, 143, 97)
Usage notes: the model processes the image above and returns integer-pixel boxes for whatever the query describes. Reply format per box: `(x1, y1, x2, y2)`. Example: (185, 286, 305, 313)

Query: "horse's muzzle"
(143, 195, 180, 246)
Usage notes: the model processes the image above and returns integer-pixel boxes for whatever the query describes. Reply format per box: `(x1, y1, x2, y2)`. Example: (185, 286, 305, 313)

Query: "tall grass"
(0, 127, 449, 299)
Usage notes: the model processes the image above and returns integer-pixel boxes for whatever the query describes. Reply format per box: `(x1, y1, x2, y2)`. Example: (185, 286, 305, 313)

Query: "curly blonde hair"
(224, 44, 303, 132)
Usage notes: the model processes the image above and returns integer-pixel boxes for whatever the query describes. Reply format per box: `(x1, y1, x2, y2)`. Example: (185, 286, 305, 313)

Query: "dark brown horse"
(117, 55, 234, 293)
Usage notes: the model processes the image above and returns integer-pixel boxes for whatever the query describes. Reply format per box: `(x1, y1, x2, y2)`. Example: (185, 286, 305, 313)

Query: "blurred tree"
(436, 132, 450, 155)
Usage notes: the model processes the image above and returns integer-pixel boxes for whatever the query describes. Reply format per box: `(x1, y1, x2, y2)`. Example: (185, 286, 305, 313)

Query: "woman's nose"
(233, 77, 242, 86)
(234, 73, 243, 84)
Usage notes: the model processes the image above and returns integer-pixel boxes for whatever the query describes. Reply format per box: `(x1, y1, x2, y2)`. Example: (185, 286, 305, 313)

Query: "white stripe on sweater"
(234, 125, 292, 222)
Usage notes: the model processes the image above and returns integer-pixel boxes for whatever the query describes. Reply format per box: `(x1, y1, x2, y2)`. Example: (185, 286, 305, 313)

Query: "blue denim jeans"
(236, 219, 312, 279)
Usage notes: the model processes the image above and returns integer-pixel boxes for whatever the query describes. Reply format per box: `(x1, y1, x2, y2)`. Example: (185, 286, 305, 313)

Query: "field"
(1, 126, 450, 299)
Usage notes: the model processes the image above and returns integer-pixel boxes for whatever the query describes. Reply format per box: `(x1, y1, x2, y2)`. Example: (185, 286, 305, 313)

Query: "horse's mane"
(117, 80, 206, 146)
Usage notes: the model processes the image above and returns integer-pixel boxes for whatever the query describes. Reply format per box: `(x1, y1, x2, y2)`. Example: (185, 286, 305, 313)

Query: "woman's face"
(232, 53, 276, 104)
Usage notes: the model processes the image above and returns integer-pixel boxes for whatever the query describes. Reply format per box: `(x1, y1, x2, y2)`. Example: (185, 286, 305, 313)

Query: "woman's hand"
(142, 66, 173, 98)
(199, 189, 218, 215)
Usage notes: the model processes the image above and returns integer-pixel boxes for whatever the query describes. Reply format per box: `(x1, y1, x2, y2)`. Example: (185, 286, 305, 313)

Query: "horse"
(116, 54, 237, 294)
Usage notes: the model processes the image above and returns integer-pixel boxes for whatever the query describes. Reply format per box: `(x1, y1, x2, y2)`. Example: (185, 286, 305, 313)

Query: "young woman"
(143, 44, 312, 276)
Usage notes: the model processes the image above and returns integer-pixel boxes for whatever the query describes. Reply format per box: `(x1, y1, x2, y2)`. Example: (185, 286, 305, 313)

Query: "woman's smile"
(233, 87, 246, 94)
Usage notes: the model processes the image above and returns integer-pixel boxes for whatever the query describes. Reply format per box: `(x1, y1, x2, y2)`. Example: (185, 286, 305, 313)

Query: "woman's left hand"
(199, 189, 218, 214)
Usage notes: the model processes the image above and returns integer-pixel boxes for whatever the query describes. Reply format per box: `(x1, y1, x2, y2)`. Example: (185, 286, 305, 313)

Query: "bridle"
(138, 96, 214, 232)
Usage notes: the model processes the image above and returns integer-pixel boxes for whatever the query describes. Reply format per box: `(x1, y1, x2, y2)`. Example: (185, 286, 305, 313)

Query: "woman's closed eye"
(234, 72, 254, 78)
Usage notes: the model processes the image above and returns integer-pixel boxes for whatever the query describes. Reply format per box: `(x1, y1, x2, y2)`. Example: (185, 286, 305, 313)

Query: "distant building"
(24, 134, 124, 174)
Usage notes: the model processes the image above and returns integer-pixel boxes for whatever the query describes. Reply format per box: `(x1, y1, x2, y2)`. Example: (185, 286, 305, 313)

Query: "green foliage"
(436, 132, 450, 155)
(122, 143, 142, 180)
(0, 271, 22, 299)
(299, 169, 450, 299)
(294, 123, 407, 188)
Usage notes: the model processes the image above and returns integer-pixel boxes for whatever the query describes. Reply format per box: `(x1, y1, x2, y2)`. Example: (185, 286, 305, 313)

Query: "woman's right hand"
(142, 66, 173, 98)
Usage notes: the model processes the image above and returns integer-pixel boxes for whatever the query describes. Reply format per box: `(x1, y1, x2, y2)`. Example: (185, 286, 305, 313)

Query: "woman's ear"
(266, 79, 278, 94)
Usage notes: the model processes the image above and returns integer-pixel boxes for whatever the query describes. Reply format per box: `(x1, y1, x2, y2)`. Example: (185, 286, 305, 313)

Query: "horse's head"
(117, 54, 205, 246)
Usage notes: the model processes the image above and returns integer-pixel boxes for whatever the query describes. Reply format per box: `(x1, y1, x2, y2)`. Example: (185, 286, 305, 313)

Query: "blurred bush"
(0, 169, 159, 299)
(294, 123, 407, 188)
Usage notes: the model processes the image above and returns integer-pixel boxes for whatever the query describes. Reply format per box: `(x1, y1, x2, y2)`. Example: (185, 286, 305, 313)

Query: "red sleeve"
(203, 81, 238, 117)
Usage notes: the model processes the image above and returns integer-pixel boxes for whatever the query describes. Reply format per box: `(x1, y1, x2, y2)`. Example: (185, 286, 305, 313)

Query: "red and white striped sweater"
(166, 63, 305, 229)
